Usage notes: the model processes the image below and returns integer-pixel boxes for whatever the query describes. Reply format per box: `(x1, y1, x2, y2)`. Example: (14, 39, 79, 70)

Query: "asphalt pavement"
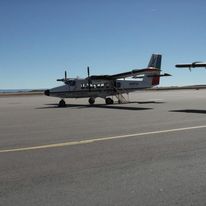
(1, 90, 206, 206)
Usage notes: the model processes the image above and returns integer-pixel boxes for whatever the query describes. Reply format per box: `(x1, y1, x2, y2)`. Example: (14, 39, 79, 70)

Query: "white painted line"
(0, 125, 206, 153)
(148, 99, 163, 101)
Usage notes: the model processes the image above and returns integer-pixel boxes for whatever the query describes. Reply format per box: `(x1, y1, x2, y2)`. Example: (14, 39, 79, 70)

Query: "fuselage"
(45, 78, 153, 99)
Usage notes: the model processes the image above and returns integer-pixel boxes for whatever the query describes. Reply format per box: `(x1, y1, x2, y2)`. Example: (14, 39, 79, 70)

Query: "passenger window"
(116, 82, 121, 88)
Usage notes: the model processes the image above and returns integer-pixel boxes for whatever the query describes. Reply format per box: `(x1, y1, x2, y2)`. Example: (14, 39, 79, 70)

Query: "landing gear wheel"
(58, 99, 66, 107)
(88, 97, 95, 105)
(105, 97, 114, 104)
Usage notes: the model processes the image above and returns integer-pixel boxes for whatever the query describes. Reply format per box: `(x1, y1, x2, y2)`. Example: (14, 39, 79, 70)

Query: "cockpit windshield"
(66, 80, 76, 86)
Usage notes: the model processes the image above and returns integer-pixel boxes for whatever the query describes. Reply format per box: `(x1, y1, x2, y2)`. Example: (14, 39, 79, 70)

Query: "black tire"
(105, 98, 114, 104)
(58, 99, 66, 107)
(88, 97, 95, 105)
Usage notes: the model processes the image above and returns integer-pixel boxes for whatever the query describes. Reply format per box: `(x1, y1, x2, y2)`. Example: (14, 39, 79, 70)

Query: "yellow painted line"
(0, 125, 206, 153)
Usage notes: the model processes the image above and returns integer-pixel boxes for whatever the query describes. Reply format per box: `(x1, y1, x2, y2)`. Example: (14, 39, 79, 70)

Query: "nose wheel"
(88, 97, 95, 105)
(58, 99, 66, 107)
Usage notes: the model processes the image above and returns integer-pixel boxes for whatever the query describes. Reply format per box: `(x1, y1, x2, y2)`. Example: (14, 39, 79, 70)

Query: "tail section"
(148, 54, 162, 69)
(145, 54, 162, 86)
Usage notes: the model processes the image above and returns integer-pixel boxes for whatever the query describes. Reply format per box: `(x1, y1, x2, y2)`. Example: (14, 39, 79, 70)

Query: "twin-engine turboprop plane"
(44, 54, 170, 107)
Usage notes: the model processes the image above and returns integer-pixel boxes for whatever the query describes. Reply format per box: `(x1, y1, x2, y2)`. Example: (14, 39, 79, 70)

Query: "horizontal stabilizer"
(147, 73, 171, 77)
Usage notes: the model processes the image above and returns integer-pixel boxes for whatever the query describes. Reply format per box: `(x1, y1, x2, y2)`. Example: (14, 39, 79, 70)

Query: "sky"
(0, 0, 206, 89)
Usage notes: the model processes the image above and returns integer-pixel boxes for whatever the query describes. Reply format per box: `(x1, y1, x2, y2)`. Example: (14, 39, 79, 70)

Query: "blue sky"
(0, 0, 206, 89)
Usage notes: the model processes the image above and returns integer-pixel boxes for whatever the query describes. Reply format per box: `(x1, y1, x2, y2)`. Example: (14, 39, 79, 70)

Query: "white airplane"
(44, 54, 170, 107)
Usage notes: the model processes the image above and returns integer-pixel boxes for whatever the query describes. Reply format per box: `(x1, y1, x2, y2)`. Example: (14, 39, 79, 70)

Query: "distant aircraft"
(176, 62, 206, 71)
(44, 54, 171, 107)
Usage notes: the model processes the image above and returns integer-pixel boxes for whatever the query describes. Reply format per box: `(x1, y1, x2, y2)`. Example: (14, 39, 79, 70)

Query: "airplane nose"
(44, 89, 50, 96)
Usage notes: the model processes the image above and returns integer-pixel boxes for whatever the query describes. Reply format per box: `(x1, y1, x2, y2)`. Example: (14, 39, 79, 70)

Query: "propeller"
(87, 66, 91, 91)
(57, 70, 68, 82)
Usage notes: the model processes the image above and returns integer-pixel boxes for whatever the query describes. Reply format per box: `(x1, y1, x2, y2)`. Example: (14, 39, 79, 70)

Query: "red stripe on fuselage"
(152, 76, 160, 86)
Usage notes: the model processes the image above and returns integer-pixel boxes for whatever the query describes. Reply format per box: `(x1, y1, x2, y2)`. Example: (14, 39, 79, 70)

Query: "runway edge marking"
(1, 125, 206, 153)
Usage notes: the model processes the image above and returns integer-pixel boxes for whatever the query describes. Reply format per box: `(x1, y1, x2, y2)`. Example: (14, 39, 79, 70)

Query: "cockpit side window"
(67, 80, 76, 86)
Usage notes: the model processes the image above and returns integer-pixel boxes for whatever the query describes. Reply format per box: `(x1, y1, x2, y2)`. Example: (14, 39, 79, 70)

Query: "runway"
(1, 90, 206, 205)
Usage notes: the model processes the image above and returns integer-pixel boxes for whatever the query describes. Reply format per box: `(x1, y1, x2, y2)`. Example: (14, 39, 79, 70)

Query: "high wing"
(89, 54, 171, 81)
(88, 67, 161, 81)
(57, 54, 171, 83)
(176, 62, 206, 68)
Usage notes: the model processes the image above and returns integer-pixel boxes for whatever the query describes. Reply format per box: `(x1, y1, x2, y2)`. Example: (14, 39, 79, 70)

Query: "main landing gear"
(88, 97, 95, 105)
(58, 99, 66, 107)
(88, 97, 114, 105)
(105, 97, 114, 104)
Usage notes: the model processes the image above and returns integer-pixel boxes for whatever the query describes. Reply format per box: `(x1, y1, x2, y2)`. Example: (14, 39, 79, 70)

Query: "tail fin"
(148, 54, 161, 86)
(148, 54, 162, 69)
(142, 54, 162, 87)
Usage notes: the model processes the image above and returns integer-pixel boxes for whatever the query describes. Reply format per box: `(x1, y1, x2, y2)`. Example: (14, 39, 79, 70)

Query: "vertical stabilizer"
(148, 54, 161, 69)
(148, 54, 161, 86)
(143, 54, 162, 86)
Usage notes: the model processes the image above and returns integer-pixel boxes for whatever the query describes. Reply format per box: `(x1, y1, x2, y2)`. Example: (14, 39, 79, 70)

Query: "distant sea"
(0, 89, 32, 93)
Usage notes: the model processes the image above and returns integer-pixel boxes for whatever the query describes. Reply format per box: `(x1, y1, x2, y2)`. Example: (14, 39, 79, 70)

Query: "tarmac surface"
(1, 89, 206, 206)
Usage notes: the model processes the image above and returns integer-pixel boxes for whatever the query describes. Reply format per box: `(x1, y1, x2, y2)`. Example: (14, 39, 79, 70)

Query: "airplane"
(176, 62, 206, 71)
(44, 54, 171, 107)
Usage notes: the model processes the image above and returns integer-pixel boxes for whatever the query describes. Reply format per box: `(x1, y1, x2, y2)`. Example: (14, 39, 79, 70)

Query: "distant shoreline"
(151, 85, 206, 91)
(0, 91, 43, 97)
(0, 89, 44, 93)
(0, 89, 44, 97)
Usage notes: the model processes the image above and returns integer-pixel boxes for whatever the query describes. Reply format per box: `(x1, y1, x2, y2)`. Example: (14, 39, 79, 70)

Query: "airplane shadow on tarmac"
(36, 101, 166, 111)
(37, 104, 152, 111)
(170, 109, 206, 114)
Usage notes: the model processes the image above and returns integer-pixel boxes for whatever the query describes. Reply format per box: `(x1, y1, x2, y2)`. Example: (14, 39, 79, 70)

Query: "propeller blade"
(57, 78, 64, 82)
(65, 71, 67, 80)
(87, 66, 91, 91)
(87, 66, 90, 77)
